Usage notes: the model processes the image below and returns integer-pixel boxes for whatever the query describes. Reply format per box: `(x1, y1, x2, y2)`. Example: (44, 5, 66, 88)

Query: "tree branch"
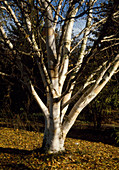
(0, 25, 13, 50)
(101, 42, 119, 51)
(62, 54, 119, 137)
(30, 81, 49, 118)
(3, 0, 32, 45)
(53, 0, 64, 30)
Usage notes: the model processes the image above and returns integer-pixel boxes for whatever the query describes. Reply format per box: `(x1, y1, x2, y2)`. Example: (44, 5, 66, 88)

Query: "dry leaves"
(0, 127, 119, 169)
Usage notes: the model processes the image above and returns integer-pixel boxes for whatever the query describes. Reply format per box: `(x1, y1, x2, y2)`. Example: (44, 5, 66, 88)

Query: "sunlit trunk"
(42, 101, 65, 153)
(42, 124, 65, 153)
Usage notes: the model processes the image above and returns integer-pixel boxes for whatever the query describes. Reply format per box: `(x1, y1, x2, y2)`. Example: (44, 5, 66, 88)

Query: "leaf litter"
(0, 127, 118, 169)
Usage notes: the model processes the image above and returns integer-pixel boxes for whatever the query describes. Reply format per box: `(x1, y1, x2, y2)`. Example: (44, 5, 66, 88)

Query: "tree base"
(40, 146, 65, 154)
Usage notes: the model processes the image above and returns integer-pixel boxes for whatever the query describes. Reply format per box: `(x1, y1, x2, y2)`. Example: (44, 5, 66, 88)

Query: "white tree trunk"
(42, 103, 65, 153)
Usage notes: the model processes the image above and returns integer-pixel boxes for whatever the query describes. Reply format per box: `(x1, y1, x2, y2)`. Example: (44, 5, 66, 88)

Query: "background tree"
(0, 0, 119, 153)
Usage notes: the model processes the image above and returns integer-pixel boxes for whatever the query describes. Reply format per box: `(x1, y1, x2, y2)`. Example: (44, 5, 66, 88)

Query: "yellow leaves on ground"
(0, 127, 119, 169)
(65, 138, 119, 169)
(0, 127, 43, 150)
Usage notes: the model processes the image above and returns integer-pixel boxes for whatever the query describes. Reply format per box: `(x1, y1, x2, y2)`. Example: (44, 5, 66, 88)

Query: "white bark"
(0, 26, 13, 49)
(53, 0, 64, 30)
(76, 0, 93, 71)
(42, 120, 65, 153)
(60, 0, 94, 120)
(30, 82, 49, 118)
(1, 0, 119, 153)
(3, 1, 32, 45)
(63, 54, 119, 137)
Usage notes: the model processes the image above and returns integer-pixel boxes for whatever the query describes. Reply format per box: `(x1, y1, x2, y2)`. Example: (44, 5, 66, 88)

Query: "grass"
(0, 126, 119, 170)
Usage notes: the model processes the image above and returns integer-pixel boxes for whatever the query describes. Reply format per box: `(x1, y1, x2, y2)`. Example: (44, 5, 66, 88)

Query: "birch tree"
(0, 0, 119, 153)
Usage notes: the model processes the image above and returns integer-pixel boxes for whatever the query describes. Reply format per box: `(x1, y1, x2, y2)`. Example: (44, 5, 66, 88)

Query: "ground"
(0, 120, 119, 169)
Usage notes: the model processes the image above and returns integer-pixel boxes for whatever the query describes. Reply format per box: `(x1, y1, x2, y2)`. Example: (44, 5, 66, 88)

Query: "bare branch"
(0, 5, 8, 12)
(63, 54, 119, 137)
(36, 57, 52, 94)
(0, 25, 13, 49)
(58, 6, 78, 92)
(101, 42, 119, 51)
(72, 17, 107, 41)
(53, 0, 64, 30)
(30, 81, 49, 118)
(0, 72, 10, 76)
(103, 34, 118, 39)
(101, 38, 119, 42)
(3, 0, 32, 45)
(75, 0, 97, 72)
(61, 60, 110, 112)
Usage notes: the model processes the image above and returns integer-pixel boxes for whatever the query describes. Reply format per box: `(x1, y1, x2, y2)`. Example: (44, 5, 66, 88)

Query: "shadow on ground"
(0, 147, 32, 155)
(1, 163, 31, 170)
(68, 125, 118, 147)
